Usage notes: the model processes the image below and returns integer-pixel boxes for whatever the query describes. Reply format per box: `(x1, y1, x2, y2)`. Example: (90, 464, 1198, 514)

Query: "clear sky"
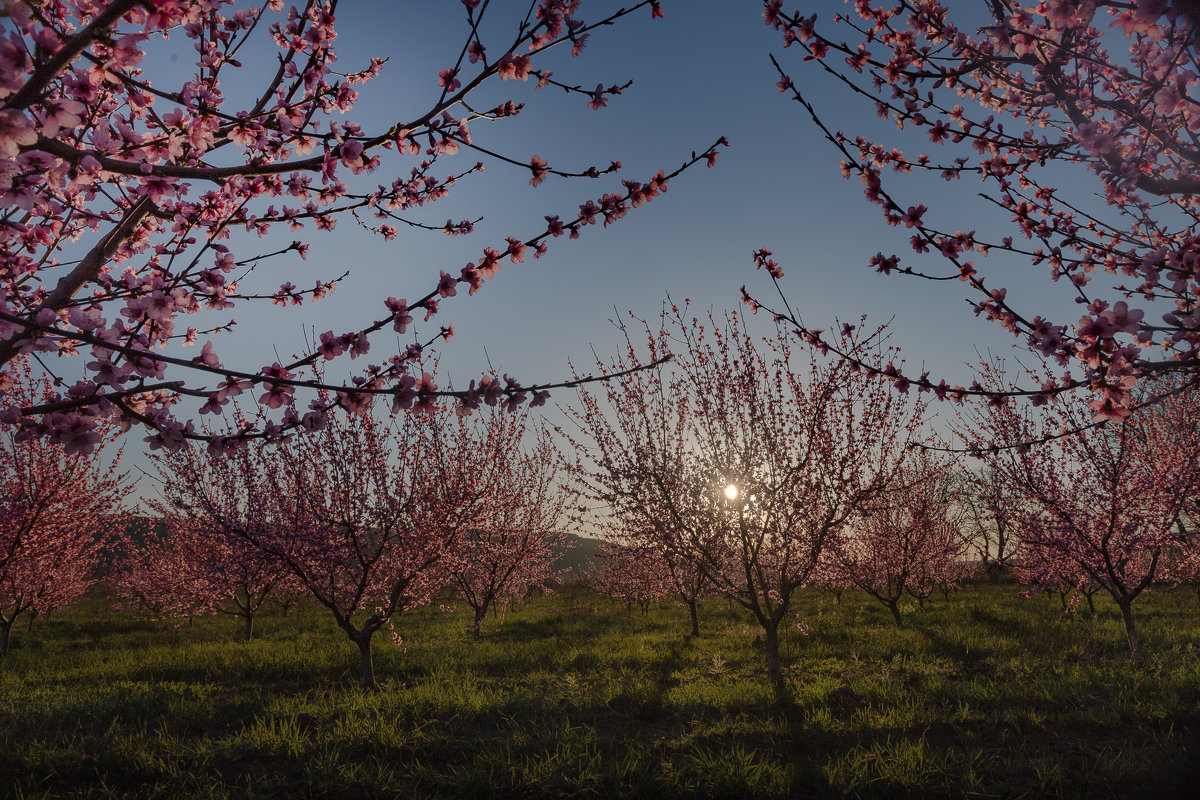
(117, 0, 1096, 489)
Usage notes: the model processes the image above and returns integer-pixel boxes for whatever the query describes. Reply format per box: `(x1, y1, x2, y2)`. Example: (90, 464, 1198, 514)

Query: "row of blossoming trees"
(570, 307, 1200, 678)
(5, 320, 1200, 685)
(5, 0, 1200, 689)
(568, 308, 955, 684)
(0, 362, 130, 656)
(0, 358, 570, 685)
(137, 400, 568, 686)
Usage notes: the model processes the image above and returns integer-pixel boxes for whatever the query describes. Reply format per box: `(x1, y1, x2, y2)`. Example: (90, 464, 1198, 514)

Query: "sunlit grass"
(0, 585, 1198, 798)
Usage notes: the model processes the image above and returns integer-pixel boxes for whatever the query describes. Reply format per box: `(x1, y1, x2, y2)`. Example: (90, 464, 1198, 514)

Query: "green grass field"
(1, 584, 1198, 799)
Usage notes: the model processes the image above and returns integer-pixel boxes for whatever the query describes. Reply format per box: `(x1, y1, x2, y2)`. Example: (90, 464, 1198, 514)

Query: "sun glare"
(724, 484, 739, 501)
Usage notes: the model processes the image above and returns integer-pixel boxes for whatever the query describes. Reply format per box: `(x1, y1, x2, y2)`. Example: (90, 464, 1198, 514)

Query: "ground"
(1, 584, 1198, 798)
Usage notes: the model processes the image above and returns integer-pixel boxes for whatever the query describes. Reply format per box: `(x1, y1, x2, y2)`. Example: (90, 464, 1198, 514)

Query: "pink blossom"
(438, 68, 461, 92)
(497, 53, 532, 81)
(0, 110, 37, 158)
(587, 84, 607, 110)
(386, 298, 413, 333)
(194, 341, 221, 368)
(318, 330, 344, 360)
(529, 154, 549, 187)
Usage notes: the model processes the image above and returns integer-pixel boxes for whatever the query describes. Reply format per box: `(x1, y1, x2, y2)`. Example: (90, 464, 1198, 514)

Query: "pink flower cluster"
(747, 0, 1200, 417)
(0, 0, 718, 449)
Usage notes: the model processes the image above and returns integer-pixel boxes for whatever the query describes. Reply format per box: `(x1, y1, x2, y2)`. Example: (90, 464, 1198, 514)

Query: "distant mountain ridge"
(553, 533, 603, 577)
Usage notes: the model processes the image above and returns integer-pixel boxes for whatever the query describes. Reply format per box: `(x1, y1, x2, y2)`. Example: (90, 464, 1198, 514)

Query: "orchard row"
(4, 306, 1199, 686)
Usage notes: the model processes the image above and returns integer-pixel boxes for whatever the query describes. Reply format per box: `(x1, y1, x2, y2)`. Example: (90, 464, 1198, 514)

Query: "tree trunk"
(1116, 598, 1143, 665)
(763, 622, 783, 688)
(1085, 593, 1096, 615)
(0, 616, 13, 656)
(686, 598, 700, 637)
(887, 599, 904, 629)
(243, 611, 254, 642)
(357, 634, 377, 688)
(472, 607, 486, 640)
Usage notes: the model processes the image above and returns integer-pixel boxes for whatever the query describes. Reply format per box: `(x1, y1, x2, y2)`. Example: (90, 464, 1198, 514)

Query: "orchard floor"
(1, 586, 1199, 799)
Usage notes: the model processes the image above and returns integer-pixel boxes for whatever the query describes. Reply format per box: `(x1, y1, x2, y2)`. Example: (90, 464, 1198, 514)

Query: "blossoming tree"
(1160, 531, 1200, 605)
(971, 368, 1200, 662)
(0, 0, 724, 452)
(116, 520, 301, 641)
(588, 541, 673, 615)
(447, 410, 569, 639)
(749, 0, 1200, 419)
(115, 529, 215, 624)
(826, 451, 966, 629)
(567, 306, 925, 684)
(0, 359, 129, 656)
(154, 394, 520, 686)
(563, 337, 715, 636)
(959, 467, 1022, 582)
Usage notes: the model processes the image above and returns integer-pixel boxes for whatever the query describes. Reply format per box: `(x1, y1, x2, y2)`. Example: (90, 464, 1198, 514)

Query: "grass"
(1, 584, 1198, 798)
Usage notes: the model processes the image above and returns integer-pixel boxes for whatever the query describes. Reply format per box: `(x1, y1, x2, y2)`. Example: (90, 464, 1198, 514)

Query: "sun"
(724, 484, 739, 501)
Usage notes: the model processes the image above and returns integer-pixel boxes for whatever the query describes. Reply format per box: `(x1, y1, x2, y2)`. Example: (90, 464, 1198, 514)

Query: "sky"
(94, 0, 1101, 490)
(291, 0, 1074, 390)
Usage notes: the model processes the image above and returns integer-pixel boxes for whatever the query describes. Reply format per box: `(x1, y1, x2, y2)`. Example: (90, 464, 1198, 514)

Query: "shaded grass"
(1, 585, 1198, 798)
